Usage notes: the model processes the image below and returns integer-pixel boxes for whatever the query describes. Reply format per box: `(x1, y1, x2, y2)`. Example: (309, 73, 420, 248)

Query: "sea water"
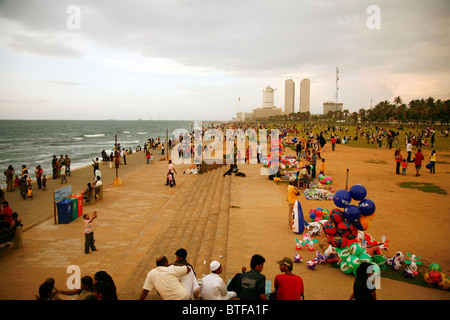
(0, 120, 196, 185)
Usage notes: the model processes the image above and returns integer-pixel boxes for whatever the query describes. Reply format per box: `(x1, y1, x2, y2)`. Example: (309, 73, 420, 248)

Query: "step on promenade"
(1, 150, 448, 300)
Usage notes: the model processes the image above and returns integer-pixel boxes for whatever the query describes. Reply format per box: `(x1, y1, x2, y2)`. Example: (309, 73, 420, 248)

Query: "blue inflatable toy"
(333, 189, 352, 208)
(358, 198, 376, 216)
(349, 184, 367, 201)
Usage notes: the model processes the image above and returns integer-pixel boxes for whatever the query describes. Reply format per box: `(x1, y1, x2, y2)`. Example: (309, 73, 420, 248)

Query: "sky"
(0, 0, 449, 121)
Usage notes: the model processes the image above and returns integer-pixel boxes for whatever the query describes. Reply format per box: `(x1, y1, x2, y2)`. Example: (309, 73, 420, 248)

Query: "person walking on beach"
(349, 262, 377, 300)
(4, 165, 14, 192)
(52, 156, 59, 179)
(401, 159, 408, 175)
(295, 142, 302, 161)
(394, 148, 403, 175)
(310, 150, 317, 179)
(42, 175, 47, 191)
(166, 160, 177, 187)
(331, 135, 337, 151)
(83, 211, 97, 254)
(429, 150, 436, 174)
(92, 158, 100, 179)
(64, 155, 71, 177)
(35, 165, 43, 189)
(414, 149, 425, 177)
(60, 164, 67, 184)
(272, 257, 304, 300)
(288, 178, 300, 227)
(406, 141, 414, 163)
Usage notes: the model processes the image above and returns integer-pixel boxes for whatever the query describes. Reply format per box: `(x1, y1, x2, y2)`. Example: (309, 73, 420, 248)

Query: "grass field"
(286, 122, 450, 153)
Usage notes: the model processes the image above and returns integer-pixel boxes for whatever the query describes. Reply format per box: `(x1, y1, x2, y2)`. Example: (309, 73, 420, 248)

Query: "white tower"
(263, 86, 275, 109)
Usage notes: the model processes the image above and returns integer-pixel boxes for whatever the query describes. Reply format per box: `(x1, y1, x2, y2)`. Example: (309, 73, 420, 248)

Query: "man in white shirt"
(200, 261, 236, 300)
(139, 256, 193, 300)
(406, 141, 414, 163)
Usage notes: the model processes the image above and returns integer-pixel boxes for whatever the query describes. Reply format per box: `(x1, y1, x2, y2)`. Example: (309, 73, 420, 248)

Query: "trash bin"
(69, 197, 78, 221)
(57, 199, 73, 224)
(72, 194, 83, 217)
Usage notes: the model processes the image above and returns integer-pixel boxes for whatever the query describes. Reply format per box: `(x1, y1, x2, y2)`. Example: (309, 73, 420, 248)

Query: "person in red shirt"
(331, 135, 337, 151)
(414, 149, 425, 177)
(273, 257, 304, 300)
(1, 201, 13, 224)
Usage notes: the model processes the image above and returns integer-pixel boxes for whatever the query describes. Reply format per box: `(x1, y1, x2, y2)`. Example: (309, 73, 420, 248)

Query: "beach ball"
(330, 209, 344, 224)
(426, 163, 431, 169)
(353, 216, 370, 231)
(338, 248, 351, 261)
(347, 227, 359, 240)
(316, 210, 323, 218)
(323, 221, 337, 236)
(333, 189, 352, 208)
(350, 184, 367, 201)
(438, 278, 450, 290)
(340, 260, 352, 274)
(429, 270, 443, 283)
(348, 243, 364, 256)
(337, 220, 352, 236)
(332, 235, 348, 249)
(358, 199, 376, 216)
(326, 180, 332, 185)
(358, 252, 372, 264)
(429, 263, 441, 272)
(322, 209, 330, 220)
(340, 261, 353, 274)
(309, 211, 316, 221)
(424, 272, 433, 284)
(348, 254, 362, 269)
(344, 205, 362, 223)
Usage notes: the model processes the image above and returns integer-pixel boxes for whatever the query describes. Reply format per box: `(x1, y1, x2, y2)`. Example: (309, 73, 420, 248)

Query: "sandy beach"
(0, 138, 449, 302)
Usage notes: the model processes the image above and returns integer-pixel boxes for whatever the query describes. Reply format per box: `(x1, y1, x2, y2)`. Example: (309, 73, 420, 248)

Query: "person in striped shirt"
(83, 211, 97, 254)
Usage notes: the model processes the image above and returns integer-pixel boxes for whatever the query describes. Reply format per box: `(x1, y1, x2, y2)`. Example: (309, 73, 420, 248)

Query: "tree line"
(270, 96, 450, 126)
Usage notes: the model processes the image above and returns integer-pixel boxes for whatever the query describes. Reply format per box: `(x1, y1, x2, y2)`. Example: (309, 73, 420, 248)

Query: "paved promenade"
(1, 149, 449, 300)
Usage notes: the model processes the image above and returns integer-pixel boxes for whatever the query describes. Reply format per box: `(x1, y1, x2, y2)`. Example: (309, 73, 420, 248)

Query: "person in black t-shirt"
(349, 262, 377, 300)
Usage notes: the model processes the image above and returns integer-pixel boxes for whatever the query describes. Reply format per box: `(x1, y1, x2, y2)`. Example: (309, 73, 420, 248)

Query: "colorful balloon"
(350, 184, 367, 201)
(358, 199, 376, 216)
(333, 189, 352, 208)
(344, 205, 362, 222)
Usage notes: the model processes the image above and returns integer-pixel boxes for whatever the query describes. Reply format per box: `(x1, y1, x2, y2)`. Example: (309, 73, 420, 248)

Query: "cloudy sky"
(0, 0, 449, 121)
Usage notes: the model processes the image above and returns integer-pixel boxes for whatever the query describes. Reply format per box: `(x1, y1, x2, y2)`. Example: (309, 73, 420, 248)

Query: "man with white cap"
(200, 261, 237, 300)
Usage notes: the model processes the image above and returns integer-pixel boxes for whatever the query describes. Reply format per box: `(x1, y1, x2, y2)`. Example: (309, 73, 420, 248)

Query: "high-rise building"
(284, 79, 295, 114)
(300, 79, 310, 113)
(323, 101, 343, 115)
(263, 86, 275, 109)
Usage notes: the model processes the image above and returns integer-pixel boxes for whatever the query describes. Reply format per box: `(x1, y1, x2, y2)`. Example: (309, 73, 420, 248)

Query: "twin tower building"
(284, 79, 310, 114)
(236, 79, 310, 121)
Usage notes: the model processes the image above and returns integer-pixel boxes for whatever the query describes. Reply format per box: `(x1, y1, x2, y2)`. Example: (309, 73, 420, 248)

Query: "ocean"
(0, 120, 198, 185)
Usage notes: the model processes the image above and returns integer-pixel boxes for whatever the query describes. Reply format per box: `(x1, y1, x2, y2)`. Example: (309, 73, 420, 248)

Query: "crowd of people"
(36, 249, 375, 300)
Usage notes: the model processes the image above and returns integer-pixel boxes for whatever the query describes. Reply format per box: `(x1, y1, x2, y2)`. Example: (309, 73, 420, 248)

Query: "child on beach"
(27, 185, 33, 199)
(150, 154, 154, 164)
(401, 159, 407, 175)
(42, 175, 47, 191)
(167, 172, 174, 187)
(320, 159, 326, 175)
(83, 211, 97, 254)
(60, 165, 67, 184)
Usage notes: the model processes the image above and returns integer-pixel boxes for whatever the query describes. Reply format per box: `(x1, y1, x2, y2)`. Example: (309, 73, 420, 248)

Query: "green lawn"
(286, 122, 450, 153)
